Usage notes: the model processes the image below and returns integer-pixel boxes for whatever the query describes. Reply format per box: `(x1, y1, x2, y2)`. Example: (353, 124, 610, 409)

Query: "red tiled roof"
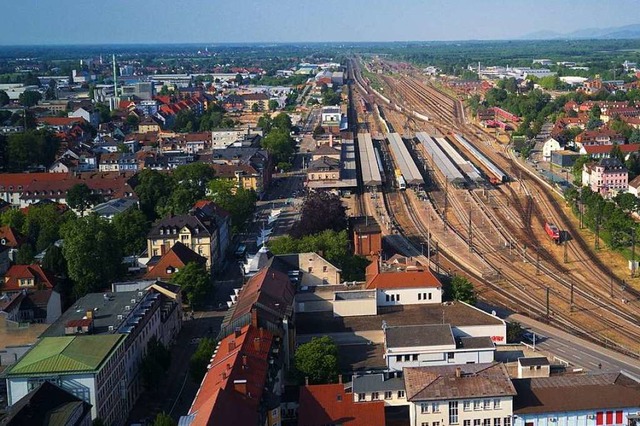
(3, 264, 55, 292)
(36, 117, 86, 126)
(188, 325, 273, 426)
(0, 173, 69, 191)
(144, 242, 206, 280)
(298, 384, 385, 426)
(0, 226, 26, 248)
(365, 258, 441, 290)
(211, 163, 259, 179)
(583, 144, 640, 154)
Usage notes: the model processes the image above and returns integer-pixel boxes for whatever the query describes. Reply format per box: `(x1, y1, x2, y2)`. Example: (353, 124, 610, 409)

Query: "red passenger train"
(545, 222, 561, 244)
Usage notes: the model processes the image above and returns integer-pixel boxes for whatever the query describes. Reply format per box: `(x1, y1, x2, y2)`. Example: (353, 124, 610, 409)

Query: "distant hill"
(521, 24, 640, 40)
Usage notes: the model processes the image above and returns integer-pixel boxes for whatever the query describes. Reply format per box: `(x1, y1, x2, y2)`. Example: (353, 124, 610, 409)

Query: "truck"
(395, 169, 406, 190)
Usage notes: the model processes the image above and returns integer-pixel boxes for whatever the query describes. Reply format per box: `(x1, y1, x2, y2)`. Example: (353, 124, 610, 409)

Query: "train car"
(397, 174, 407, 190)
(545, 222, 561, 244)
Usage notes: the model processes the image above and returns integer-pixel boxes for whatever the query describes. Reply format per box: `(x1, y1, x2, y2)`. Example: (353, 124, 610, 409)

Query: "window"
(504, 417, 511, 426)
(396, 294, 400, 301)
(432, 402, 440, 413)
(464, 421, 471, 426)
(493, 399, 501, 409)
(371, 392, 379, 400)
(494, 418, 501, 426)
(483, 399, 491, 409)
(474, 400, 481, 410)
(358, 393, 365, 401)
(474, 421, 481, 426)
(421, 423, 429, 426)
(418, 293, 422, 300)
(428, 293, 432, 300)
(308, 267, 313, 273)
(404, 355, 411, 361)
(421, 403, 429, 414)
(433, 422, 440, 426)
(323, 266, 327, 272)
(386, 295, 390, 302)
(397, 390, 405, 398)
(396, 355, 402, 362)
(384, 391, 392, 400)
(449, 401, 459, 424)
(412, 354, 418, 361)
(463, 401, 471, 411)
(484, 420, 491, 426)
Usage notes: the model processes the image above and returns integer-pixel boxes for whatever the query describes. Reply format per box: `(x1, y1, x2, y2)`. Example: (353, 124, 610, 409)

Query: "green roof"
(6, 335, 123, 376)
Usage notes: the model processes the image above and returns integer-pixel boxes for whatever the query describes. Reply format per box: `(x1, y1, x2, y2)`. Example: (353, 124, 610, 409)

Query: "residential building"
(0, 225, 26, 261)
(242, 92, 269, 111)
(4, 335, 127, 425)
(98, 153, 139, 172)
(192, 200, 231, 263)
(516, 357, 550, 379)
(513, 372, 640, 426)
(147, 207, 220, 270)
(306, 156, 341, 182)
(144, 241, 207, 281)
(138, 116, 162, 133)
(2, 264, 55, 292)
(1, 380, 93, 426)
(298, 383, 385, 426)
(575, 129, 625, 149)
(0, 288, 62, 324)
(39, 286, 182, 418)
(541, 138, 561, 161)
(321, 106, 342, 129)
(68, 107, 100, 127)
(211, 163, 264, 194)
(404, 363, 516, 426)
(581, 143, 640, 159)
(628, 175, 640, 197)
(182, 325, 280, 426)
(582, 158, 628, 197)
(269, 252, 342, 287)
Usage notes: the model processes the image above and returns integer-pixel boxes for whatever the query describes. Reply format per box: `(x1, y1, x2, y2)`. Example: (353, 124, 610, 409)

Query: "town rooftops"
(147, 213, 215, 239)
(3, 264, 55, 292)
(364, 256, 441, 290)
(296, 302, 503, 335)
(92, 198, 138, 217)
(404, 362, 516, 402)
(1, 381, 92, 426)
(40, 291, 150, 337)
(0, 225, 26, 247)
(144, 241, 207, 280)
(518, 356, 550, 367)
(5, 334, 124, 376)
(513, 372, 640, 414)
(629, 175, 640, 189)
(458, 336, 495, 350)
(351, 216, 381, 234)
(298, 383, 385, 426)
(385, 324, 455, 349)
(352, 373, 405, 394)
(598, 157, 627, 170)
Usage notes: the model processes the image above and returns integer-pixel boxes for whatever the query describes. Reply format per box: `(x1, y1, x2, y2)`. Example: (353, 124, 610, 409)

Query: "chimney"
(233, 379, 247, 395)
(305, 377, 309, 386)
(329, 134, 334, 147)
(338, 374, 342, 384)
(455, 367, 462, 378)
(234, 327, 242, 338)
(85, 310, 93, 319)
(250, 308, 258, 327)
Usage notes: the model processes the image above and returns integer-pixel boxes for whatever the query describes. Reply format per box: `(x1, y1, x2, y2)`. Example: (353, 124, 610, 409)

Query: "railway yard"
(345, 56, 640, 359)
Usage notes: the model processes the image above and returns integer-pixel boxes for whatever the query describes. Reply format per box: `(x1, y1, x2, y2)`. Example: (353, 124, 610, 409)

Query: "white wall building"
(542, 138, 562, 161)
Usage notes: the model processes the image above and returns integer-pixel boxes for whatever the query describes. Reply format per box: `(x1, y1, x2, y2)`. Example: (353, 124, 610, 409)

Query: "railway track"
(349, 57, 640, 356)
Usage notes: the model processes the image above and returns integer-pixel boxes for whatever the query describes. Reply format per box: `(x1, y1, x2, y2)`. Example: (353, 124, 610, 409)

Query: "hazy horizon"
(1, 0, 639, 46)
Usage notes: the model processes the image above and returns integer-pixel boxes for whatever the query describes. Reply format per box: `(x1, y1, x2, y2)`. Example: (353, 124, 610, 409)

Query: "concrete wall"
(454, 324, 507, 345)
(333, 295, 377, 317)
(410, 397, 513, 426)
(376, 288, 442, 307)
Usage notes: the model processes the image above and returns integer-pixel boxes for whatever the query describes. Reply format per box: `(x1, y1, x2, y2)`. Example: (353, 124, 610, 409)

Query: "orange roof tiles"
(188, 325, 273, 426)
(298, 384, 385, 426)
(364, 258, 442, 290)
(3, 264, 55, 292)
(144, 242, 206, 280)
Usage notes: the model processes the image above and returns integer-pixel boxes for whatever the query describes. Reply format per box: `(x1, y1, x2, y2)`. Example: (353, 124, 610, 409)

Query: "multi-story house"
(98, 153, 139, 172)
(4, 334, 127, 425)
(147, 205, 220, 270)
(405, 363, 517, 426)
(582, 158, 628, 197)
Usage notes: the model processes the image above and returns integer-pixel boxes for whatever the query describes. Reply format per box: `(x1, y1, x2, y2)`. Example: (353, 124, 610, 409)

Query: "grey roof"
(92, 198, 137, 216)
(518, 356, 550, 367)
(352, 373, 405, 394)
(405, 362, 517, 402)
(40, 291, 145, 337)
(335, 290, 375, 300)
(598, 157, 626, 170)
(307, 156, 340, 171)
(148, 213, 215, 239)
(385, 324, 455, 349)
(458, 336, 495, 350)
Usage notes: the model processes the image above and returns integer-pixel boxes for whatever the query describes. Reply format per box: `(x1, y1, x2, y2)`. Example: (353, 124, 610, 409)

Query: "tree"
(45, 79, 57, 100)
(261, 128, 295, 165)
(140, 336, 171, 390)
(571, 155, 592, 185)
(171, 262, 209, 308)
(294, 336, 339, 384)
(272, 113, 293, 132)
(1, 209, 25, 229)
(257, 114, 273, 133)
(6, 130, 60, 171)
(189, 337, 216, 382)
(60, 215, 124, 296)
(449, 275, 477, 305)
(291, 191, 347, 238)
(67, 183, 100, 215)
(132, 169, 176, 221)
(92, 419, 106, 426)
(207, 179, 257, 233)
(321, 89, 341, 106)
(0, 90, 9, 106)
(173, 162, 215, 197)
(22, 204, 72, 253)
(15, 243, 35, 265)
(268, 99, 279, 111)
(312, 125, 325, 138)
(615, 192, 639, 213)
(112, 208, 149, 255)
(630, 128, 640, 144)
(126, 115, 140, 127)
(251, 102, 260, 113)
(42, 244, 67, 278)
(18, 90, 41, 107)
(609, 143, 624, 164)
(153, 413, 176, 426)
(506, 322, 524, 343)
(235, 73, 244, 85)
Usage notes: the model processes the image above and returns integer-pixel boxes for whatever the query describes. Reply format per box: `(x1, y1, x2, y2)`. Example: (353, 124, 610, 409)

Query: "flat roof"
(335, 290, 375, 300)
(458, 336, 495, 350)
(353, 374, 405, 394)
(296, 303, 503, 335)
(385, 324, 454, 349)
(6, 335, 123, 376)
(337, 343, 386, 372)
(518, 356, 550, 367)
(41, 291, 146, 337)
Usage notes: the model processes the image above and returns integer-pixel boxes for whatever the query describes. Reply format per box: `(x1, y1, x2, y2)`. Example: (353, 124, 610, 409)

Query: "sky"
(1, 0, 639, 45)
